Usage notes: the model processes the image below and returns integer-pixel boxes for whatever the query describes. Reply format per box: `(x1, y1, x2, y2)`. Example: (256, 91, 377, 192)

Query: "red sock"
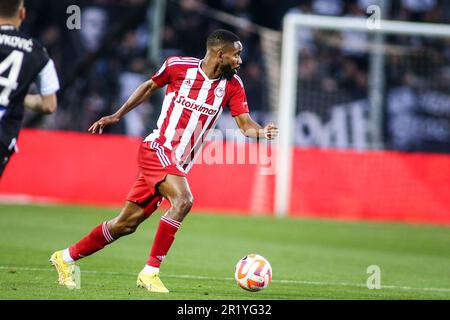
(147, 216, 181, 268)
(68, 222, 115, 260)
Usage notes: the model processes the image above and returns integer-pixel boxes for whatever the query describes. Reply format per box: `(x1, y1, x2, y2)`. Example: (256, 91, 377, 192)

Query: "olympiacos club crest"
(215, 86, 224, 98)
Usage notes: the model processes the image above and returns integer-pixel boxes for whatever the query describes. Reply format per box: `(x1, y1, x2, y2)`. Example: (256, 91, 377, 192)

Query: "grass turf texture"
(0, 203, 449, 300)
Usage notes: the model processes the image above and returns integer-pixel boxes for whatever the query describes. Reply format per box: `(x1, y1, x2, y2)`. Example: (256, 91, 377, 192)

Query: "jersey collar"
(198, 60, 221, 82)
(0, 25, 17, 31)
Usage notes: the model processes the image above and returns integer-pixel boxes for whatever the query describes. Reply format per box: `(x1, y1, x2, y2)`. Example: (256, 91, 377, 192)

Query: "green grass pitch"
(0, 203, 449, 300)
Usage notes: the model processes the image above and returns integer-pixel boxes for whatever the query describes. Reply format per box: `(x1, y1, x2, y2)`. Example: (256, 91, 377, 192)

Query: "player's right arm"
(88, 79, 161, 134)
(24, 94, 57, 114)
(24, 59, 60, 114)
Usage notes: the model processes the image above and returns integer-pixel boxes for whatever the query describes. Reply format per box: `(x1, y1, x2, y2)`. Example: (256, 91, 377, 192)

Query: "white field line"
(1, 266, 450, 293)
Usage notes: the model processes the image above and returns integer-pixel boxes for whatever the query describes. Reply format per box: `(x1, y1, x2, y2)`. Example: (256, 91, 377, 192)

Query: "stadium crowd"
(18, 0, 450, 140)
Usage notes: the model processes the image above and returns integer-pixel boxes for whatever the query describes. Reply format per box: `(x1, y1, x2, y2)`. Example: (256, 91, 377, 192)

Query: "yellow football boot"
(137, 272, 169, 293)
(49, 250, 78, 290)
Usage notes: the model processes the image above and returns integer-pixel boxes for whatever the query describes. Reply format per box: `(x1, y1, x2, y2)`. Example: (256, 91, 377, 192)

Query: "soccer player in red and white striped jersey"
(50, 29, 278, 292)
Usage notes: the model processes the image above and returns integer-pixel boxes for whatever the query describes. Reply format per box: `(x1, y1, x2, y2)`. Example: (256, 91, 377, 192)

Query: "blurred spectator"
(18, 0, 450, 150)
(119, 58, 152, 136)
(80, 7, 108, 52)
(312, 0, 344, 16)
(402, 0, 436, 13)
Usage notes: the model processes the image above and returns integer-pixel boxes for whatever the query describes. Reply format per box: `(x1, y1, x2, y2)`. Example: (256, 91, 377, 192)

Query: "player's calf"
(108, 201, 148, 238)
(52, 203, 146, 267)
(165, 194, 194, 222)
(108, 220, 139, 237)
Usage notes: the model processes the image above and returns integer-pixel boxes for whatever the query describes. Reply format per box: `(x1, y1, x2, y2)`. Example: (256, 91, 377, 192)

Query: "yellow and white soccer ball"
(234, 254, 272, 292)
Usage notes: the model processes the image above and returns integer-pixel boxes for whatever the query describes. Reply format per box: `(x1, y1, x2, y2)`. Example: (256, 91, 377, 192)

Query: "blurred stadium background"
(1, 0, 450, 299)
(1, 0, 449, 223)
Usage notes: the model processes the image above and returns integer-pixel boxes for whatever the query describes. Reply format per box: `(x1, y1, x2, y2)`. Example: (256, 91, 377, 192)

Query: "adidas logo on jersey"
(174, 95, 218, 116)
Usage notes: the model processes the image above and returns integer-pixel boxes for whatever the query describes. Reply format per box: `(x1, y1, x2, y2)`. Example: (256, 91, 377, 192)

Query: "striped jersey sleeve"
(151, 58, 171, 87)
(228, 75, 249, 117)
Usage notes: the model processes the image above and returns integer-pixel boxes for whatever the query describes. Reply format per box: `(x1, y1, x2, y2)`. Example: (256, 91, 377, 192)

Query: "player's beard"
(221, 63, 238, 80)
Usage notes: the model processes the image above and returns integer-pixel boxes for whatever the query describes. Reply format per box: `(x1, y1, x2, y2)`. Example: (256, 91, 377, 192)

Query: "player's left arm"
(234, 113, 278, 140)
(229, 76, 278, 140)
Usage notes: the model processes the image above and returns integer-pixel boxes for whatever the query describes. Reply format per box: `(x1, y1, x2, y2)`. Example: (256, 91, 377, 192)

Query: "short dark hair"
(0, 0, 23, 18)
(206, 29, 240, 49)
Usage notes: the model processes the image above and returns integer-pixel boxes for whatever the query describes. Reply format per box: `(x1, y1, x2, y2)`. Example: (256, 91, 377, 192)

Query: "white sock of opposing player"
(142, 264, 160, 274)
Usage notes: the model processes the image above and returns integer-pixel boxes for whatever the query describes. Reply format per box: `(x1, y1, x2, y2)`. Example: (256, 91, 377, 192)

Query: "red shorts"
(126, 140, 186, 217)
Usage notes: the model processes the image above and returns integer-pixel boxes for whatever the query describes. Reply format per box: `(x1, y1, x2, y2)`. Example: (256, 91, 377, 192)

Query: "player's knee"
(173, 194, 194, 216)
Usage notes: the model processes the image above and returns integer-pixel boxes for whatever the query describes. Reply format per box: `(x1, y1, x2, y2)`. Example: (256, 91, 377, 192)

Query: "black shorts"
(0, 141, 16, 178)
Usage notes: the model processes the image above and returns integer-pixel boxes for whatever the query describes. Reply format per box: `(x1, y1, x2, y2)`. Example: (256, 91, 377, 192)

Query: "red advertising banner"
(290, 148, 450, 225)
(1, 130, 449, 224)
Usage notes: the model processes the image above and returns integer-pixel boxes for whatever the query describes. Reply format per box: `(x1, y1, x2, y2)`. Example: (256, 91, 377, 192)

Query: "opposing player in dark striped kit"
(0, 0, 59, 178)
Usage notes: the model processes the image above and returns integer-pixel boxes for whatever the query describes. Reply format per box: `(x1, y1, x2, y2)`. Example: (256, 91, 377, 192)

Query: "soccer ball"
(234, 254, 272, 292)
